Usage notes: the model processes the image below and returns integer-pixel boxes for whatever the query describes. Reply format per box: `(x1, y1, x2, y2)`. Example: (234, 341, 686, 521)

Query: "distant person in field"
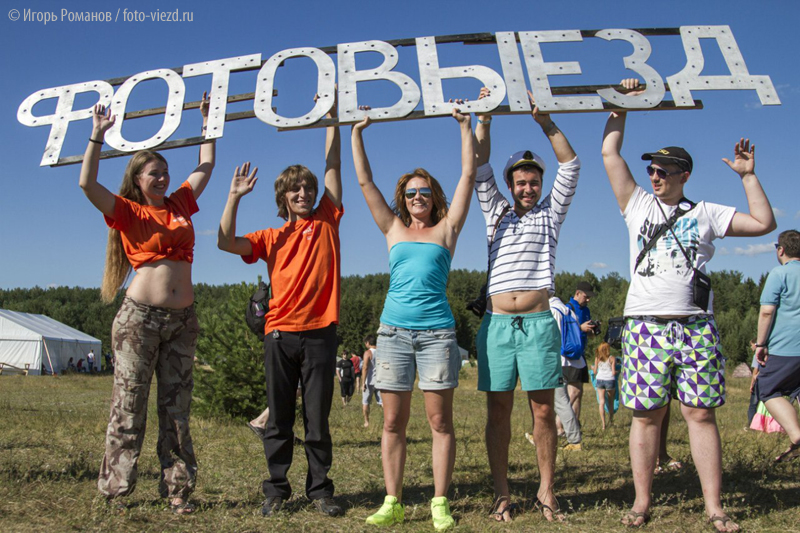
(351, 350, 363, 392)
(564, 281, 598, 423)
(87, 349, 95, 373)
(80, 95, 215, 515)
(361, 335, 382, 428)
(591, 342, 616, 431)
(754, 229, 800, 462)
(351, 103, 475, 531)
(746, 339, 760, 428)
(217, 96, 343, 519)
(546, 295, 583, 451)
(336, 352, 356, 406)
(602, 78, 776, 531)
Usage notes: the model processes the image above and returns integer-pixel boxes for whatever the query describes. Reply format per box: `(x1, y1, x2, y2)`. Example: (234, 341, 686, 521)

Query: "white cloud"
(196, 229, 216, 236)
(795, 211, 800, 220)
(732, 244, 775, 257)
(589, 262, 608, 269)
(717, 247, 730, 256)
(47, 283, 58, 289)
(772, 207, 785, 218)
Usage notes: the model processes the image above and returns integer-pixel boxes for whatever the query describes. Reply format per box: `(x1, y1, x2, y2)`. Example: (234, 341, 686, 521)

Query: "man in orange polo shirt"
(218, 105, 343, 518)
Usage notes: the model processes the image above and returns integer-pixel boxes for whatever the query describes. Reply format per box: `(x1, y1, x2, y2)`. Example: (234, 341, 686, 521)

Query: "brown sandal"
(621, 510, 650, 528)
(709, 514, 740, 532)
(774, 440, 800, 463)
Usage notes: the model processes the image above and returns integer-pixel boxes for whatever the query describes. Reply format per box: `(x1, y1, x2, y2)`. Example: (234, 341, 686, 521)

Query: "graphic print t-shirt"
(623, 186, 735, 316)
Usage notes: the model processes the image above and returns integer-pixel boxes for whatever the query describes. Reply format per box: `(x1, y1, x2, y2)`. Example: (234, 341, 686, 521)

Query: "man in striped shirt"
(474, 88, 580, 522)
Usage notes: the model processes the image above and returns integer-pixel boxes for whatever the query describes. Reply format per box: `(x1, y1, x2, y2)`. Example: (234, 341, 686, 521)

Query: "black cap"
(576, 281, 595, 298)
(641, 146, 693, 173)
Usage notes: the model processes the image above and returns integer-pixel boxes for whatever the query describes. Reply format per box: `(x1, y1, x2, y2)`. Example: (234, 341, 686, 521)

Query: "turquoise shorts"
(477, 311, 563, 392)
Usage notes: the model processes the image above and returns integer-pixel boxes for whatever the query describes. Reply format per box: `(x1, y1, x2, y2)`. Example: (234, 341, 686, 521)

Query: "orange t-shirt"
(104, 182, 198, 270)
(242, 194, 343, 333)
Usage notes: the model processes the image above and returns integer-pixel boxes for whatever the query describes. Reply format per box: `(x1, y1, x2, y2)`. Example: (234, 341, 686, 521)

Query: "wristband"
(543, 122, 557, 135)
(89, 138, 103, 145)
(755, 343, 767, 348)
(478, 118, 492, 124)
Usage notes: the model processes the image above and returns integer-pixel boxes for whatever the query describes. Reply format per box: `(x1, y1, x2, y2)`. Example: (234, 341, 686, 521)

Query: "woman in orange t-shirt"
(79, 95, 215, 515)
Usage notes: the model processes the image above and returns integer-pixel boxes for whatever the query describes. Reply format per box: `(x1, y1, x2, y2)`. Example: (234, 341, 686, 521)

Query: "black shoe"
(313, 497, 343, 517)
(261, 496, 284, 517)
(247, 422, 266, 440)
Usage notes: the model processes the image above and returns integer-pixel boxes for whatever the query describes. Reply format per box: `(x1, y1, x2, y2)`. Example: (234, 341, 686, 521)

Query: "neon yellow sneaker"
(366, 495, 404, 526)
(431, 496, 455, 531)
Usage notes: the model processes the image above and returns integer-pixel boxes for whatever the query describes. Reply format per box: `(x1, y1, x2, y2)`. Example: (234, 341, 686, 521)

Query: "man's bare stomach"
(488, 288, 550, 315)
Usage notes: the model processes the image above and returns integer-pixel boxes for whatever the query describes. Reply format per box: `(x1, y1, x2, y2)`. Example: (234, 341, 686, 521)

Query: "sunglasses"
(646, 165, 684, 179)
(404, 187, 432, 199)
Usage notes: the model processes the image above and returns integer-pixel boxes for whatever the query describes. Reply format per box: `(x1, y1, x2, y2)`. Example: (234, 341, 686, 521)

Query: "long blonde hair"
(100, 150, 167, 303)
(595, 342, 612, 364)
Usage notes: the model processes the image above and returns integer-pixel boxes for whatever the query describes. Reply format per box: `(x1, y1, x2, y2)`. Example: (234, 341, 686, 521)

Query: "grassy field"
(0, 368, 798, 532)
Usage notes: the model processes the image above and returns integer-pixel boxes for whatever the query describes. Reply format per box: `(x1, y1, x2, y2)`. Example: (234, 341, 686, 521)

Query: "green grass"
(1, 368, 798, 532)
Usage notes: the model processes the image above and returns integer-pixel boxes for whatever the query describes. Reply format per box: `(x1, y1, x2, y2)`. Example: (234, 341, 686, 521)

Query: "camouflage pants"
(98, 297, 198, 499)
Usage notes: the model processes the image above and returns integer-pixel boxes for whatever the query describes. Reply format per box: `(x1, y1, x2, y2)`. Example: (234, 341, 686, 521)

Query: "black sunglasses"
(646, 165, 684, 179)
(404, 187, 432, 199)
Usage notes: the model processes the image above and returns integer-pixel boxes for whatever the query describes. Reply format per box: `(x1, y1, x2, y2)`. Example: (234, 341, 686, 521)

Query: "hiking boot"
(562, 442, 583, 451)
(261, 496, 284, 517)
(431, 496, 455, 531)
(366, 495, 404, 526)
(313, 496, 343, 517)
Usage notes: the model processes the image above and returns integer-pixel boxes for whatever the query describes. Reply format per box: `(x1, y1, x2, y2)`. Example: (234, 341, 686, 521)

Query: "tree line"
(0, 269, 765, 418)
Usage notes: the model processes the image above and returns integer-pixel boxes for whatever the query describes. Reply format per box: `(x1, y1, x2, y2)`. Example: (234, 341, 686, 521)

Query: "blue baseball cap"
(502, 150, 546, 182)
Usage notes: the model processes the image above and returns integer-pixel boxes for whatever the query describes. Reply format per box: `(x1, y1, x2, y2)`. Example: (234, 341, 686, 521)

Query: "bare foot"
(536, 492, 565, 522)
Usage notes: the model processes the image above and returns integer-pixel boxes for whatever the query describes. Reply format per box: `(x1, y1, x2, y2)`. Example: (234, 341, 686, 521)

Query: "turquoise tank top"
(380, 242, 455, 330)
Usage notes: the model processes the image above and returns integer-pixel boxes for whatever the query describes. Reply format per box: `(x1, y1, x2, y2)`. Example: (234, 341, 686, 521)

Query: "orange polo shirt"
(104, 182, 198, 270)
(242, 194, 343, 333)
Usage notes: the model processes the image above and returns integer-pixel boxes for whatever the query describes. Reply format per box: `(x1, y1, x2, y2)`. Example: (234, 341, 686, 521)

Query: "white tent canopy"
(0, 309, 101, 375)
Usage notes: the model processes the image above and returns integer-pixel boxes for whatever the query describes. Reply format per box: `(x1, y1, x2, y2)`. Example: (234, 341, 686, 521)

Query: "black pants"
(747, 379, 760, 426)
(262, 324, 336, 500)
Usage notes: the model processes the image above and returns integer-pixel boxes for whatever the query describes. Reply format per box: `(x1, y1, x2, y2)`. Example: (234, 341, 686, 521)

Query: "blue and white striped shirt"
(475, 157, 580, 297)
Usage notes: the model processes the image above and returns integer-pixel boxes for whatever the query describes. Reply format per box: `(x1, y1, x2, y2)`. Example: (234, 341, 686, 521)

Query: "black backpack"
(604, 316, 625, 349)
(245, 281, 271, 341)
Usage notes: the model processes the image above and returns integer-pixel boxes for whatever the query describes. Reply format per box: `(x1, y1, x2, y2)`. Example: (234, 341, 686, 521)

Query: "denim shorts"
(374, 323, 461, 391)
(596, 379, 616, 390)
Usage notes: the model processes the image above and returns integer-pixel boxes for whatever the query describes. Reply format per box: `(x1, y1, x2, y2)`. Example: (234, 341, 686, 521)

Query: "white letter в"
(337, 40, 420, 123)
(104, 69, 185, 152)
(17, 81, 114, 166)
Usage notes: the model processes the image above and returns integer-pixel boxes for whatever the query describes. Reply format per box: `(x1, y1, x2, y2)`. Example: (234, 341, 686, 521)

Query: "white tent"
(0, 309, 102, 375)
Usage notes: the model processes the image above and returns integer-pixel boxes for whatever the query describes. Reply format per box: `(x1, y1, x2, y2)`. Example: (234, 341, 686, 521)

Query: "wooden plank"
(277, 100, 702, 131)
(52, 98, 702, 165)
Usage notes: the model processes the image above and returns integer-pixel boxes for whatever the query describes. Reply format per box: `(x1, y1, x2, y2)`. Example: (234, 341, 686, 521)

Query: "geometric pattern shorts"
(621, 316, 726, 411)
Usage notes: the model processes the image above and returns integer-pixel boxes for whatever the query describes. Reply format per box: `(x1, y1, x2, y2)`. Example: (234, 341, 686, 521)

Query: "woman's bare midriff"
(125, 260, 194, 309)
(488, 288, 550, 315)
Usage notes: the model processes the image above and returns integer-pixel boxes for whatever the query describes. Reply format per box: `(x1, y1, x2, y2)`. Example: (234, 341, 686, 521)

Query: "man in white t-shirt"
(601, 79, 776, 532)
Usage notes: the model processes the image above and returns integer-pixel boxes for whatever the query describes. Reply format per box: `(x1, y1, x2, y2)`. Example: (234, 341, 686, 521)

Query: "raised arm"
(444, 108, 476, 238)
(601, 79, 641, 212)
(475, 87, 492, 167)
(217, 162, 258, 256)
(723, 139, 777, 237)
(78, 104, 117, 216)
(528, 90, 576, 164)
(322, 92, 342, 208)
(186, 92, 216, 199)
(350, 116, 398, 235)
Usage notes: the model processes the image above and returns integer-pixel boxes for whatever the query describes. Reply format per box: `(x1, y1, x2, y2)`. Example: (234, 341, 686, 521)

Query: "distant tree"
(193, 282, 266, 419)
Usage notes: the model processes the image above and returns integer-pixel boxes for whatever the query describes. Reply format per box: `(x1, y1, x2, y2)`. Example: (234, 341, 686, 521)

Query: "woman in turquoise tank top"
(351, 107, 476, 530)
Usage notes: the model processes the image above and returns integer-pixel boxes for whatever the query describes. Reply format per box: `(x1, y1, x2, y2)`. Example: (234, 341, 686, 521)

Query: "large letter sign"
(17, 26, 780, 166)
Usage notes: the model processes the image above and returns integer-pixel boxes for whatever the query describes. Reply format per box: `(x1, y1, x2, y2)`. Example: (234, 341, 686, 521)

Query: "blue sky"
(2, 0, 798, 290)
